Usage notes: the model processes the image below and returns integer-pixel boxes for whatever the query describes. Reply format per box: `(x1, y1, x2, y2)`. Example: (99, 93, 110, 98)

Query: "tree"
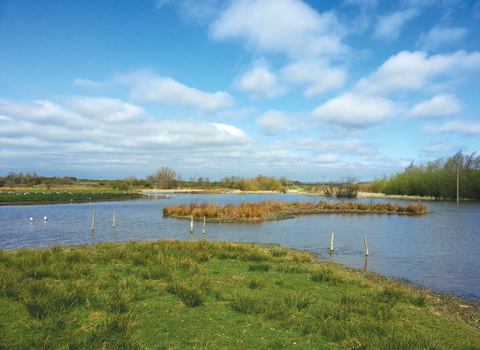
(151, 167, 177, 189)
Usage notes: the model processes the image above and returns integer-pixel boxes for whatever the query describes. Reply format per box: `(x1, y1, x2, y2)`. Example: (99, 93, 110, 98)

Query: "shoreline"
(0, 240, 478, 349)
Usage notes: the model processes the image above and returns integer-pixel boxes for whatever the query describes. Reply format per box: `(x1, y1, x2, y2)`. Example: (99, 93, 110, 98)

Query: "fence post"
(113, 211, 116, 228)
(330, 233, 334, 253)
(92, 209, 96, 231)
(364, 237, 369, 256)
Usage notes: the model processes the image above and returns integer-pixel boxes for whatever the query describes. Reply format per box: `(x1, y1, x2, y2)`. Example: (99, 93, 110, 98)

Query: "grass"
(0, 188, 143, 205)
(0, 240, 478, 349)
(163, 200, 429, 222)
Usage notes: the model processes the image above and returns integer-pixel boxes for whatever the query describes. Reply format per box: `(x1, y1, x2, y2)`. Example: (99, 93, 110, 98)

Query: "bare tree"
(152, 167, 177, 189)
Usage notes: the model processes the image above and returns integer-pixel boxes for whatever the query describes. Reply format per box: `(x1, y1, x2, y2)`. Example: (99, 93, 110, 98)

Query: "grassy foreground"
(0, 188, 143, 205)
(1, 241, 478, 349)
(163, 200, 429, 222)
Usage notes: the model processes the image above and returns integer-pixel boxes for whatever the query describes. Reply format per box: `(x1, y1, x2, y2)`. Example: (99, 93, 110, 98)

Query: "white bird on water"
(44, 216, 48, 221)
(30, 217, 33, 221)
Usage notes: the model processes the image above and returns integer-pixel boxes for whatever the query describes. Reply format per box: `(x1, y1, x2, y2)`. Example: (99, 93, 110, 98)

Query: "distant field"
(0, 188, 143, 205)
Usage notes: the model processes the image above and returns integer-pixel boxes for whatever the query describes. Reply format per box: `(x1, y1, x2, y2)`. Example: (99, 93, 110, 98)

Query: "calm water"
(1, 193, 479, 299)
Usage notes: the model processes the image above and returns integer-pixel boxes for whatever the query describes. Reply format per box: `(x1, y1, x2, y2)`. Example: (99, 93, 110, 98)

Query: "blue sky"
(1, 0, 479, 182)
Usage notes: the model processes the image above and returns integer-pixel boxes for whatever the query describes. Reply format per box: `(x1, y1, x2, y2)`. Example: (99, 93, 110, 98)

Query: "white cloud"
(237, 60, 283, 99)
(115, 70, 234, 113)
(156, 0, 224, 23)
(68, 97, 146, 122)
(355, 50, 480, 95)
(312, 154, 342, 163)
(284, 138, 378, 155)
(408, 94, 462, 118)
(210, 0, 348, 59)
(0, 98, 86, 126)
(374, 9, 419, 40)
(256, 110, 297, 134)
(416, 26, 468, 51)
(280, 60, 347, 97)
(421, 143, 451, 153)
(213, 123, 248, 138)
(422, 120, 480, 135)
(311, 93, 397, 127)
(73, 78, 110, 90)
(0, 97, 251, 174)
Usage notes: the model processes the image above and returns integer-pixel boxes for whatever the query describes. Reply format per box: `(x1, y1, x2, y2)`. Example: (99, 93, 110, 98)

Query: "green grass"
(0, 240, 479, 349)
(0, 188, 143, 205)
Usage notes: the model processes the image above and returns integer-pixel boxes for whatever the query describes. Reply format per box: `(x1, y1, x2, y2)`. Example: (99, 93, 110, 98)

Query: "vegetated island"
(0, 240, 478, 349)
(0, 188, 143, 205)
(163, 200, 429, 222)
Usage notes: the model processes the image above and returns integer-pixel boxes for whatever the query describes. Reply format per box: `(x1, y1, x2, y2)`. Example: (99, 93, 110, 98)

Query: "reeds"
(163, 200, 429, 221)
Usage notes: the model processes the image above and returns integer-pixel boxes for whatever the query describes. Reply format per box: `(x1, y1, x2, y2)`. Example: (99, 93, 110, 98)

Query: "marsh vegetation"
(0, 240, 478, 349)
(163, 200, 429, 222)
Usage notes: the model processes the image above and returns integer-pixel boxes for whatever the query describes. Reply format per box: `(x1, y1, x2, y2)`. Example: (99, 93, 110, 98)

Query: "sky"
(1, 0, 479, 183)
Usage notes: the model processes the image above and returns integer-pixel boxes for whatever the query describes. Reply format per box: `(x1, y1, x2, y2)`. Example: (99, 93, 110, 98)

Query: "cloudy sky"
(1, 0, 479, 182)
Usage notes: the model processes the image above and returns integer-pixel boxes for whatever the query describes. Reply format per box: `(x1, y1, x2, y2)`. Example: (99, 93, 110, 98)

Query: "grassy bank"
(163, 200, 429, 222)
(0, 188, 143, 205)
(0, 240, 478, 349)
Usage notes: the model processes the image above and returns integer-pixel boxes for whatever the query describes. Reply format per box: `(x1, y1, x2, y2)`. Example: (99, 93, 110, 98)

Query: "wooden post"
(113, 211, 116, 228)
(330, 233, 334, 252)
(91, 209, 96, 231)
(364, 237, 369, 256)
(190, 215, 193, 234)
(203, 216, 206, 235)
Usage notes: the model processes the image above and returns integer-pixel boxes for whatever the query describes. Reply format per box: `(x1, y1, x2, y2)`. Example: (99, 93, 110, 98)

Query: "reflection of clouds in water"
(0, 194, 479, 299)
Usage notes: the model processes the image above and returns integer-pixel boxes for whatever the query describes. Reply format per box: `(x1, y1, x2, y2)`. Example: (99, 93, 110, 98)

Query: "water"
(1, 193, 479, 299)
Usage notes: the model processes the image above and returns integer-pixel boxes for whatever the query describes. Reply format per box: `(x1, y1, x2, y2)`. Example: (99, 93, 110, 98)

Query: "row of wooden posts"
(91, 209, 116, 231)
(330, 232, 369, 256)
(91, 211, 370, 256)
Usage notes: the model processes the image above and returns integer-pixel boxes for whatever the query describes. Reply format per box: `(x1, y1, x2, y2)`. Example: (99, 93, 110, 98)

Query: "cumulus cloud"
(280, 60, 347, 97)
(311, 93, 397, 128)
(422, 120, 480, 135)
(68, 97, 146, 122)
(416, 26, 468, 51)
(115, 70, 234, 113)
(256, 110, 298, 135)
(421, 143, 451, 153)
(408, 94, 462, 118)
(355, 50, 480, 95)
(210, 0, 348, 59)
(237, 60, 283, 99)
(0, 98, 86, 126)
(284, 138, 378, 155)
(0, 97, 250, 174)
(374, 8, 419, 40)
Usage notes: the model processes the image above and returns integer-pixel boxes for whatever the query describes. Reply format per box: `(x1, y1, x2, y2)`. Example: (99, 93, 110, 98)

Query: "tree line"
(0, 167, 299, 192)
(367, 151, 480, 199)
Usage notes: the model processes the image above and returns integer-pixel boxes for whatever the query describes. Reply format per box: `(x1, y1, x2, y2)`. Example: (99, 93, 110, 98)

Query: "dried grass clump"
(163, 200, 428, 222)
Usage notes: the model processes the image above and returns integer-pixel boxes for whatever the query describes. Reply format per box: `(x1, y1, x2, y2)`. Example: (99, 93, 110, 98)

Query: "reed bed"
(163, 200, 429, 222)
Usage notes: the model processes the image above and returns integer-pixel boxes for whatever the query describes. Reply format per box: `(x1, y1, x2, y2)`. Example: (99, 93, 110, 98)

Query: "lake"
(1, 193, 479, 300)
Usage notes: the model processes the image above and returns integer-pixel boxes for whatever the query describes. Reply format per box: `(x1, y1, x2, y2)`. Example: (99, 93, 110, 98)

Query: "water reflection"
(0, 194, 479, 299)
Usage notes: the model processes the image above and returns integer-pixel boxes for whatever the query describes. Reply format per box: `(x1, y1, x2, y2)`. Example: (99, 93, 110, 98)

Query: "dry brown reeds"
(163, 200, 429, 222)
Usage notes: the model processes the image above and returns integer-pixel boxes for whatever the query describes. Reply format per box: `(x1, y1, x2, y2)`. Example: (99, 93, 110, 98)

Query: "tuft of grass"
(248, 262, 272, 272)
(247, 277, 266, 289)
(229, 289, 267, 315)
